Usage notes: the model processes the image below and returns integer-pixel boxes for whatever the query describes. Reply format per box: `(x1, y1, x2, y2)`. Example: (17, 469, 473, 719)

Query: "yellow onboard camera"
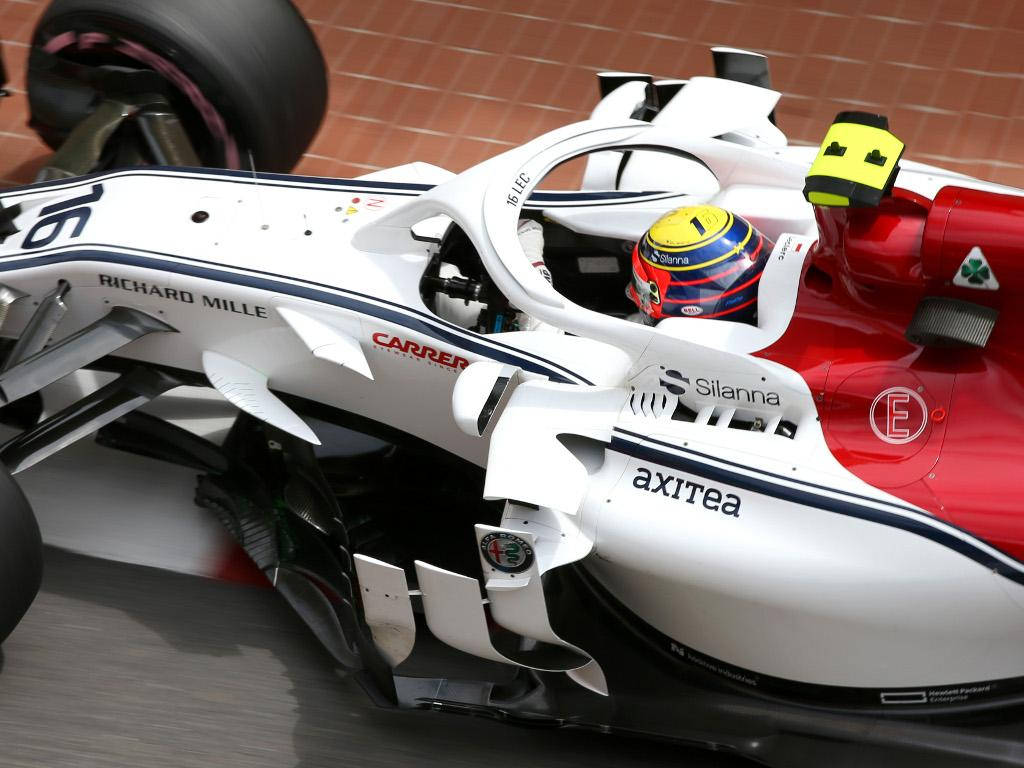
(803, 112, 904, 207)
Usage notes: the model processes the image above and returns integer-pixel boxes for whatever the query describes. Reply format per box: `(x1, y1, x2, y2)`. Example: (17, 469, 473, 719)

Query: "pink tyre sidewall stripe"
(42, 30, 240, 169)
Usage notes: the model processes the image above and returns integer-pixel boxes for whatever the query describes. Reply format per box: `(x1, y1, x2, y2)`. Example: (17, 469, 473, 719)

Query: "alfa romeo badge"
(479, 532, 534, 573)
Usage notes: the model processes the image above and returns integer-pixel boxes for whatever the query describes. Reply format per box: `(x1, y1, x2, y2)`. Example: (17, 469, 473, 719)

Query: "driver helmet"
(628, 205, 772, 324)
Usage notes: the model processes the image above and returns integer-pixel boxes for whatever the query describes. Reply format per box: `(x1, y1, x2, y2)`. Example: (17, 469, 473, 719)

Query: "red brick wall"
(1, 0, 1022, 187)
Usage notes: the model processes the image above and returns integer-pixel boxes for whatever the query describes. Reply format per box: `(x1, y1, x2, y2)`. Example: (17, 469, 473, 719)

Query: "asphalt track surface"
(0, 547, 750, 768)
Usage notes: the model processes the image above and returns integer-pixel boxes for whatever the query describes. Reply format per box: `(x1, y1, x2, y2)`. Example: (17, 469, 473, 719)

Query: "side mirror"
(452, 362, 521, 437)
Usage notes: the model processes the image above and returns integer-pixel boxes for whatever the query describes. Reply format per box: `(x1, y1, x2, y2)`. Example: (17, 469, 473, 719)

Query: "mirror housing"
(452, 361, 521, 436)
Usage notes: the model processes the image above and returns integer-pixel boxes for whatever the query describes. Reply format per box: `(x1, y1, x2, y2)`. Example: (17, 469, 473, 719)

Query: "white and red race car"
(0, 3, 1021, 766)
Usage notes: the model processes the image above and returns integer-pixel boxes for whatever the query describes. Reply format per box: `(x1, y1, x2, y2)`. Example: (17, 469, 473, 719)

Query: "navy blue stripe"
(0, 165, 669, 207)
(0, 246, 591, 385)
(615, 427, 922, 516)
(526, 190, 670, 203)
(1, 169, 426, 198)
(0, 164, 434, 195)
(610, 435, 1024, 585)
(148, 165, 436, 191)
(131, 166, 667, 203)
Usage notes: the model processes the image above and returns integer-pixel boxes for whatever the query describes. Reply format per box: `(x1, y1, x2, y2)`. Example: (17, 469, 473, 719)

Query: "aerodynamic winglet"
(202, 350, 320, 445)
(276, 306, 373, 380)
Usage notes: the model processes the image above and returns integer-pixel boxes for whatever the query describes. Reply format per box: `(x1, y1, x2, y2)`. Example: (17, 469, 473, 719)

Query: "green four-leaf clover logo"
(961, 258, 991, 285)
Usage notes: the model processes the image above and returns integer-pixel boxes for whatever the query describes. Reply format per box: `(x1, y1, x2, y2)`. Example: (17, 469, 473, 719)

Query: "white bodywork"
(3, 71, 1024, 700)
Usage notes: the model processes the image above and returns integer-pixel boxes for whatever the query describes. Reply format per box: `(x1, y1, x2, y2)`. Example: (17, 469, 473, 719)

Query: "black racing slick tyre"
(28, 0, 327, 172)
(0, 467, 42, 644)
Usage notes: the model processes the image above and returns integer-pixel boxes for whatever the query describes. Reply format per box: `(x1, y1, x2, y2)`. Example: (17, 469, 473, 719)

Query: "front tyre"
(0, 466, 42, 644)
(29, 0, 328, 172)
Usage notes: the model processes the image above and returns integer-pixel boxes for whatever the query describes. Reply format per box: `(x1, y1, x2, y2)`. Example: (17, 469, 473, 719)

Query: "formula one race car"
(0, 3, 1022, 767)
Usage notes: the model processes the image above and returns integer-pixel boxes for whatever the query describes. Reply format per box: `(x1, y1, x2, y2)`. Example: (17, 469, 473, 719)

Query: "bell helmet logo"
(680, 305, 703, 316)
(870, 386, 928, 445)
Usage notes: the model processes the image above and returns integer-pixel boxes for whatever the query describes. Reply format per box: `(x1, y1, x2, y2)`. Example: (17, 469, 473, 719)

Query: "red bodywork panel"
(759, 186, 1024, 558)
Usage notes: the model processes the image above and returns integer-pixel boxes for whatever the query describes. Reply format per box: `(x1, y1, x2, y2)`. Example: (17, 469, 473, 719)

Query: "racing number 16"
(22, 183, 105, 250)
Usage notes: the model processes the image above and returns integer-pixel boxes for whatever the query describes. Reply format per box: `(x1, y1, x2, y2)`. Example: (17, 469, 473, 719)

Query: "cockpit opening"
(419, 216, 640, 334)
